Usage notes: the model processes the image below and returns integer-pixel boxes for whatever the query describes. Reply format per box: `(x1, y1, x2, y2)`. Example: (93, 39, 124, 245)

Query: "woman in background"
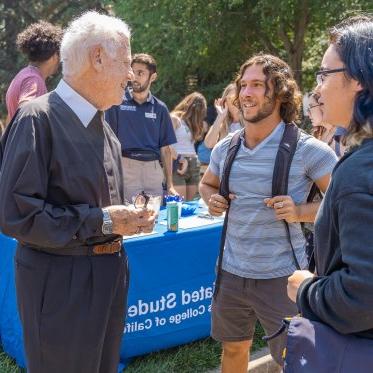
(204, 83, 242, 149)
(171, 92, 207, 200)
(308, 92, 347, 157)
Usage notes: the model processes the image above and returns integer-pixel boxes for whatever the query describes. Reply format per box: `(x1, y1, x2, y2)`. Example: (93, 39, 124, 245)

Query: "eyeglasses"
(127, 191, 150, 209)
(307, 103, 323, 116)
(309, 103, 322, 110)
(315, 68, 346, 86)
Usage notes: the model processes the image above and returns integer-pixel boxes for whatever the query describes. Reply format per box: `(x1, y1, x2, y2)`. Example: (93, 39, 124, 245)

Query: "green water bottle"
(167, 201, 179, 232)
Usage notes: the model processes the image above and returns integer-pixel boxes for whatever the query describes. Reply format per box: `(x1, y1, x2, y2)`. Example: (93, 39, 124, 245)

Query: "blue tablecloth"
(0, 214, 222, 369)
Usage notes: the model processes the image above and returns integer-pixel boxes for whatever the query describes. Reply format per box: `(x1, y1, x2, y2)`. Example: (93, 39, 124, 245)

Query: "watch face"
(102, 222, 113, 235)
(102, 209, 113, 235)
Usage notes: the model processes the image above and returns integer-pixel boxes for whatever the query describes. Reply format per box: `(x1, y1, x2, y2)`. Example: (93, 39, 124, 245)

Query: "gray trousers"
(15, 245, 128, 373)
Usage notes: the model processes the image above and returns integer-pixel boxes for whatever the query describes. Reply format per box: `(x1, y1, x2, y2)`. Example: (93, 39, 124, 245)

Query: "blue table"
(0, 214, 222, 370)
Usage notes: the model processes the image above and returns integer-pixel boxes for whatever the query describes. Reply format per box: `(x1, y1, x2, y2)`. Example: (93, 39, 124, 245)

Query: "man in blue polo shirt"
(106, 53, 177, 201)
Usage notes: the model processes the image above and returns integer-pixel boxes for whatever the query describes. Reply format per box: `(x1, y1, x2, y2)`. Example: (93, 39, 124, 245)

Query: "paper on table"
(122, 230, 158, 240)
(159, 215, 223, 230)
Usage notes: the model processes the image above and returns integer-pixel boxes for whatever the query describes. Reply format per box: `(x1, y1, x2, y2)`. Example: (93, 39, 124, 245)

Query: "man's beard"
(241, 94, 276, 124)
(132, 78, 151, 93)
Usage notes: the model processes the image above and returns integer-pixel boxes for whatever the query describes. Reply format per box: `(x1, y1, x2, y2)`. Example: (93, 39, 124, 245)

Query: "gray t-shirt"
(209, 122, 338, 279)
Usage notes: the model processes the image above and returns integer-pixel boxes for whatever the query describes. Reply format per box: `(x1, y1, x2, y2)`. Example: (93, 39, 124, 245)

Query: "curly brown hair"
(234, 54, 302, 123)
(16, 21, 63, 63)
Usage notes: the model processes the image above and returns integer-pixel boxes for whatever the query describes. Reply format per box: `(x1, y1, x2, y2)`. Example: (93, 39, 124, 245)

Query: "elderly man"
(0, 11, 154, 373)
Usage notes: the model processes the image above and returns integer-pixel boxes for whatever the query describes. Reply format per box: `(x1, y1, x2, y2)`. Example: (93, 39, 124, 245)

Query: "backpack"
(214, 123, 307, 297)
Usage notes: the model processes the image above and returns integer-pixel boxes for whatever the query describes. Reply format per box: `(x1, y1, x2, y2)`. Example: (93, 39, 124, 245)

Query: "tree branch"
(278, 21, 293, 53)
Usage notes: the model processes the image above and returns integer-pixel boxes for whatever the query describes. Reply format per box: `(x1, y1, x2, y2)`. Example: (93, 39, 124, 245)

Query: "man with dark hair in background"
(199, 54, 338, 372)
(105, 53, 177, 200)
(5, 21, 62, 124)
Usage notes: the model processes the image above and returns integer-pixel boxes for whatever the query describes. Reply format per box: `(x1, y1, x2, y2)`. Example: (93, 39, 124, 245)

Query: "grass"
(0, 349, 25, 373)
(0, 323, 266, 373)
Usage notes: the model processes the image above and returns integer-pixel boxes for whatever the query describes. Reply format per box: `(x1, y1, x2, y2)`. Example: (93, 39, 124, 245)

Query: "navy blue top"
(297, 139, 373, 338)
(105, 89, 176, 159)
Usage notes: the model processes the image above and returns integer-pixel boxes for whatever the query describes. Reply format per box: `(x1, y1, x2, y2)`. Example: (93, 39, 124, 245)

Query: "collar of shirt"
(334, 126, 348, 137)
(239, 121, 285, 142)
(54, 79, 97, 128)
(125, 88, 155, 105)
(27, 65, 44, 79)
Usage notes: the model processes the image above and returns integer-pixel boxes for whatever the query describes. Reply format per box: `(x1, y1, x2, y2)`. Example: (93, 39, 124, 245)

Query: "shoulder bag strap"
(272, 123, 301, 270)
(213, 130, 242, 298)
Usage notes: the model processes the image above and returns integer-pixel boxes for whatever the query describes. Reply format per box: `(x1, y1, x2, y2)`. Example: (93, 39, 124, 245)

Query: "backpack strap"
(307, 183, 321, 203)
(272, 123, 300, 196)
(213, 130, 242, 298)
(219, 130, 242, 199)
(272, 122, 301, 270)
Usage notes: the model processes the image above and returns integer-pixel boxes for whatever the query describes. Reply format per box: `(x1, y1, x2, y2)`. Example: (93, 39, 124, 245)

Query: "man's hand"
(264, 195, 300, 223)
(106, 205, 155, 236)
(287, 270, 314, 302)
(208, 193, 236, 216)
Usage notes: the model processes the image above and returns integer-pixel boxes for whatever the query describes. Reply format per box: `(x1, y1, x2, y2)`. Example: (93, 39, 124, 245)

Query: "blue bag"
(196, 141, 211, 164)
(283, 316, 373, 373)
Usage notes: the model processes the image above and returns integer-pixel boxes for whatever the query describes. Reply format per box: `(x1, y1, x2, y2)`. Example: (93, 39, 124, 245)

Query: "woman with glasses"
(288, 15, 373, 339)
(307, 93, 334, 143)
(307, 92, 347, 157)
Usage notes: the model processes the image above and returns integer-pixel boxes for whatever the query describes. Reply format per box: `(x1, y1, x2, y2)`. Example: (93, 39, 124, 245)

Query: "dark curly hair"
(328, 15, 373, 146)
(234, 54, 302, 124)
(16, 21, 63, 63)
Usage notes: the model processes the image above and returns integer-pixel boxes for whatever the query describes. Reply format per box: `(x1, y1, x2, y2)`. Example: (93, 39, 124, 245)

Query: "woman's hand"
(214, 98, 228, 117)
(287, 270, 314, 302)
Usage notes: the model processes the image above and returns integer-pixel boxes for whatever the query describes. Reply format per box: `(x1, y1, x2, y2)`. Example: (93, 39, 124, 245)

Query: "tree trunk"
(278, 0, 310, 90)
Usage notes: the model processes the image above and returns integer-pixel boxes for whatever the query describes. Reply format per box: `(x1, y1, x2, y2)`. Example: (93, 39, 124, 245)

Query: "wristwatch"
(102, 208, 113, 235)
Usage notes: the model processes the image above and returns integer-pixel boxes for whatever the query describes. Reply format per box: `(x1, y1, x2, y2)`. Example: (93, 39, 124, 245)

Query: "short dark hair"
(234, 54, 302, 123)
(16, 21, 63, 63)
(329, 14, 373, 145)
(131, 53, 157, 75)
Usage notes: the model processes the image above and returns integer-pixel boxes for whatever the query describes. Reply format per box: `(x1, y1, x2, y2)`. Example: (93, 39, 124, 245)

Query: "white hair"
(60, 11, 131, 77)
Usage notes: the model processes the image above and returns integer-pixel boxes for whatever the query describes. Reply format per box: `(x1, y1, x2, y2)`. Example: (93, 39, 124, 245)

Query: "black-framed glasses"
(315, 68, 346, 85)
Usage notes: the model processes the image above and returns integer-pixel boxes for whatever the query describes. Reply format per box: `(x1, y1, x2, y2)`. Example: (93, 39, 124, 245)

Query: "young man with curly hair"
(5, 21, 62, 123)
(199, 54, 338, 372)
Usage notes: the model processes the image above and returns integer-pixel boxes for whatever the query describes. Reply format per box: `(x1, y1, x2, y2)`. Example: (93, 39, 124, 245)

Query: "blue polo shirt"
(105, 89, 176, 160)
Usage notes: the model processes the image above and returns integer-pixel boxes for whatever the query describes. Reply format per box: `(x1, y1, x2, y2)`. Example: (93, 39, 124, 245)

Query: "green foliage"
(113, 0, 254, 107)
(112, 0, 372, 107)
(1, 0, 372, 118)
